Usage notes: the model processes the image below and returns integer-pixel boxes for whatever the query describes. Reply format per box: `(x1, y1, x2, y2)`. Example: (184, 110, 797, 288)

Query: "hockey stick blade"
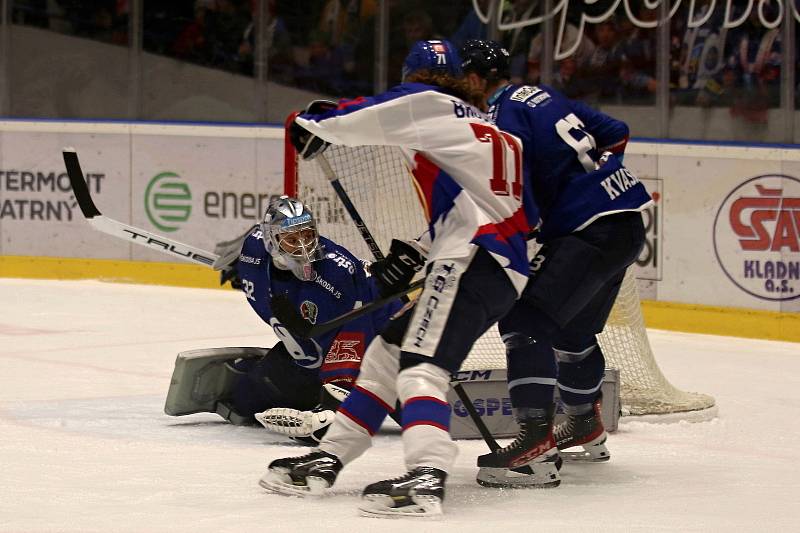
(271, 278, 424, 340)
(62, 148, 218, 267)
(64, 148, 102, 219)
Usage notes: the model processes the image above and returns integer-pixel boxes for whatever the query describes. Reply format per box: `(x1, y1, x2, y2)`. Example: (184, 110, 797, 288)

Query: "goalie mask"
(262, 196, 323, 281)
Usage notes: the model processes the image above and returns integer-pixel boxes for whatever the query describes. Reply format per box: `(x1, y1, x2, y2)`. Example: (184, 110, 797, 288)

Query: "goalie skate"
(359, 467, 446, 519)
(259, 451, 342, 497)
(555, 397, 610, 463)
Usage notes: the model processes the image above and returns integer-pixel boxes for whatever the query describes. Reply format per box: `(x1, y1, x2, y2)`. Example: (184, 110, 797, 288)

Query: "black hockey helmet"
(460, 39, 511, 81)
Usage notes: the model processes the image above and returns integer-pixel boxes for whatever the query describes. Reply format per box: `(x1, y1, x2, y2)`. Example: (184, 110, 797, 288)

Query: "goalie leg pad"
(164, 347, 268, 421)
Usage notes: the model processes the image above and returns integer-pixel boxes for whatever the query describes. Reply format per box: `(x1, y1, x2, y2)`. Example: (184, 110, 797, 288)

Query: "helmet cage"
(261, 197, 323, 280)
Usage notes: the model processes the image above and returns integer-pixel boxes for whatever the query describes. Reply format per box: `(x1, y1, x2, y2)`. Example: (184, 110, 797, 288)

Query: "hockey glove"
(290, 100, 337, 160)
(219, 267, 243, 290)
(370, 239, 426, 298)
(255, 383, 349, 443)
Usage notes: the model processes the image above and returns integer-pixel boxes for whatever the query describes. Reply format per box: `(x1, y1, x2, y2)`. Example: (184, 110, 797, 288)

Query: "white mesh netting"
(289, 143, 715, 417)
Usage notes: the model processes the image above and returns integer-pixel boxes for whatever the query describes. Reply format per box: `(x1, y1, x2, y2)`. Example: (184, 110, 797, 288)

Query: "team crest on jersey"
(300, 300, 318, 324)
(324, 332, 365, 364)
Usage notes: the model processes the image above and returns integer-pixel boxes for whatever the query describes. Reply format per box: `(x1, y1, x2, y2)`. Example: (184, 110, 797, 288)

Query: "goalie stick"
(67, 146, 417, 340)
(63, 148, 219, 266)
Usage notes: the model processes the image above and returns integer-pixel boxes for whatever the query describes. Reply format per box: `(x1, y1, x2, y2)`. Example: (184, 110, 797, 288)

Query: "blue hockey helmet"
(402, 39, 462, 81)
(460, 39, 510, 81)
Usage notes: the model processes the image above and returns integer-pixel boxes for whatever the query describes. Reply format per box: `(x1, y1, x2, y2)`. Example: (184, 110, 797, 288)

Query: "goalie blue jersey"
(237, 230, 398, 383)
(488, 84, 652, 239)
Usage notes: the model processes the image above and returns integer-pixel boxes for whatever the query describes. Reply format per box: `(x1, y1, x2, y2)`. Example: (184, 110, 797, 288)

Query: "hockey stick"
(63, 149, 219, 266)
(271, 277, 424, 340)
(452, 382, 500, 452)
(316, 152, 420, 306)
(316, 153, 385, 261)
(453, 381, 534, 472)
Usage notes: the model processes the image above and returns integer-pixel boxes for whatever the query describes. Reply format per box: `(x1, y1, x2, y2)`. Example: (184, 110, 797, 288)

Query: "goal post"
(284, 116, 716, 420)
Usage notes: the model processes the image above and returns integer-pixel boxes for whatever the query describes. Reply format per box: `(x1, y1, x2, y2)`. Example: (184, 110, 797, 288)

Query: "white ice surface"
(1, 278, 799, 533)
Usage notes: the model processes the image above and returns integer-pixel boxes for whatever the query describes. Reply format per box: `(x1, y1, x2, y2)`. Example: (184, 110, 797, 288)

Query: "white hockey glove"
(255, 383, 349, 443)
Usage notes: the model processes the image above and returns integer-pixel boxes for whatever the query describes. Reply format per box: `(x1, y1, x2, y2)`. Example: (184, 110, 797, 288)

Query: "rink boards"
(0, 119, 798, 339)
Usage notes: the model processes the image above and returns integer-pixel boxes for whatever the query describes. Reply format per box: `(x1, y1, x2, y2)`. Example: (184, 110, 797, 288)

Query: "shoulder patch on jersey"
(509, 85, 542, 103)
(300, 300, 318, 324)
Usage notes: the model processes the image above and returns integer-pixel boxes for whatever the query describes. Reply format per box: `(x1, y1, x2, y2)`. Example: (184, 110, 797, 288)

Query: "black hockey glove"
(370, 239, 426, 298)
(220, 266, 243, 290)
(290, 100, 337, 160)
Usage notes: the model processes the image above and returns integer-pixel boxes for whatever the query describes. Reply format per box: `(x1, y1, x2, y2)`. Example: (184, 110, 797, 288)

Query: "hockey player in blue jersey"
(165, 196, 398, 443)
(460, 40, 651, 488)
(259, 40, 529, 518)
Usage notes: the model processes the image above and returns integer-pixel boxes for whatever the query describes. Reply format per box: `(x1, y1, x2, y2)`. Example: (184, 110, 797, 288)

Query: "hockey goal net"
(284, 118, 715, 418)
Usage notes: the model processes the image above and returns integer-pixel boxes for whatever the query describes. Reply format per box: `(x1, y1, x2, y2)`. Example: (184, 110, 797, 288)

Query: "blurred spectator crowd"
(8, 0, 792, 121)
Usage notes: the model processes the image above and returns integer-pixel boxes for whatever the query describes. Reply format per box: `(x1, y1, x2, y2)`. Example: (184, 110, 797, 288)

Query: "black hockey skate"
(476, 416, 562, 488)
(259, 450, 343, 497)
(555, 397, 610, 462)
(359, 467, 447, 518)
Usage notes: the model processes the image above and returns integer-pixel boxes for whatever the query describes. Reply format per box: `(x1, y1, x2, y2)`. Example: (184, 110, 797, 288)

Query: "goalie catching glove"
(255, 383, 350, 444)
(289, 100, 337, 160)
(369, 239, 427, 298)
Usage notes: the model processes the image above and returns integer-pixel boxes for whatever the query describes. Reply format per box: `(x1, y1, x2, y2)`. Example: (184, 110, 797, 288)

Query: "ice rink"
(1, 278, 799, 532)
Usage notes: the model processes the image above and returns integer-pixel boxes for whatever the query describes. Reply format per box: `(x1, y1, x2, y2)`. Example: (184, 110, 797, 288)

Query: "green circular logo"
(144, 172, 192, 232)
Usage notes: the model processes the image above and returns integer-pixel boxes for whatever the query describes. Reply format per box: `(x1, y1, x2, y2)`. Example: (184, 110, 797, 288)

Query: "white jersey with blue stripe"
(296, 82, 530, 294)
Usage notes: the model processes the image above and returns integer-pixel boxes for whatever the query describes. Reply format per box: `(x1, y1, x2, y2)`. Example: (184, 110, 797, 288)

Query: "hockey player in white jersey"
(260, 40, 530, 518)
